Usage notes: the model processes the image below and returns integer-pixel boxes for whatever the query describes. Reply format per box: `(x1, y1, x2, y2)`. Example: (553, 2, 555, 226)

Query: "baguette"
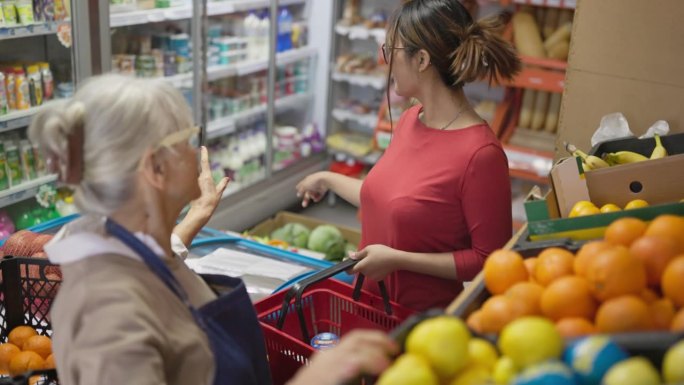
(518, 89, 537, 129)
(531, 91, 550, 131)
(547, 40, 570, 60)
(544, 93, 562, 133)
(544, 22, 572, 51)
(513, 12, 547, 58)
(542, 8, 560, 39)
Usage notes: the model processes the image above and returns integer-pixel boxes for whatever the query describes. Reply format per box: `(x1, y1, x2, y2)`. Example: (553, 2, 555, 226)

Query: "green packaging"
(6, 142, 23, 187)
(20, 140, 36, 180)
(15, 0, 32, 24)
(0, 142, 9, 190)
(2, 1, 17, 26)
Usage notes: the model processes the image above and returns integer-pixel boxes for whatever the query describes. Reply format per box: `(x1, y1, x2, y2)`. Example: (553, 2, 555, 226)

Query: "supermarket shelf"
(331, 108, 377, 129)
(332, 72, 386, 90)
(504, 144, 554, 184)
(208, 46, 317, 81)
(111, 0, 308, 26)
(0, 21, 69, 41)
(334, 24, 385, 44)
(0, 175, 59, 209)
(0, 108, 40, 133)
(506, 67, 565, 93)
(329, 149, 382, 166)
(221, 173, 266, 200)
(162, 72, 193, 88)
(208, 0, 307, 16)
(207, 92, 312, 139)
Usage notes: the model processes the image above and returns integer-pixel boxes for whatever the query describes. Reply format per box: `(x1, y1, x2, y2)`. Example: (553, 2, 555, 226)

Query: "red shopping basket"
(254, 259, 414, 385)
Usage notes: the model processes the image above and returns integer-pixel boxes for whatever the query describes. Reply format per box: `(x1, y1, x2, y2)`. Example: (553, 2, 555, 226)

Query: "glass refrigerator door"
(0, 0, 76, 235)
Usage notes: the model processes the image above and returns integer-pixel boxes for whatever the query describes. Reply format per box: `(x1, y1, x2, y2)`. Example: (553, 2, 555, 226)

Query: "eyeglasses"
(381, 43, 410, 64)
(155, 126, 200, 150)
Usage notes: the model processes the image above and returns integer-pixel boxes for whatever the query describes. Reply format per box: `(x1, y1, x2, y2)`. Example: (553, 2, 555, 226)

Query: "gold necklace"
(440, 106, 467, 130)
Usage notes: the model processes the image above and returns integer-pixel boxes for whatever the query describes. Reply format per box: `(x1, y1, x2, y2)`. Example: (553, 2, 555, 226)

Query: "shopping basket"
(0, 256, 60, 385)
(255, 259, 415, 385)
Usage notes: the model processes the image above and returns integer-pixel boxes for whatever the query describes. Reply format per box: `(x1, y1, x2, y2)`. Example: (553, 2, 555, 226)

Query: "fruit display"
(565, 133, 670, 172)
(0, 325, 55, 378)
(0, 230, 61, 280)
(567, 199, 652, 218)
(245, 222, 357, 262)
(377, 314, 684, 385)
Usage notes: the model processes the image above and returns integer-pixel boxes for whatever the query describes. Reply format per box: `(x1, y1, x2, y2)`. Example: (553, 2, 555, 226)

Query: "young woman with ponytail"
(297, 0, 521, 312)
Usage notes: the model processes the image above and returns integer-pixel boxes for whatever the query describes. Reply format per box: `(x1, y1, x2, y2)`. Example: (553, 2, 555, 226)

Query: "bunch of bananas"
(565, 135, 668, 171)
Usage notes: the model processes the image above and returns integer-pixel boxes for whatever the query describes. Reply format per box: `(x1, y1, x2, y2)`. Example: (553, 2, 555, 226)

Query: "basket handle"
(275, 259, 393, 343)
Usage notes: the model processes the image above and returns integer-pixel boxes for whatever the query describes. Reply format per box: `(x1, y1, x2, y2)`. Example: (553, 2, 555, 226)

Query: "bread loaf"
(513, 12, 547, 58)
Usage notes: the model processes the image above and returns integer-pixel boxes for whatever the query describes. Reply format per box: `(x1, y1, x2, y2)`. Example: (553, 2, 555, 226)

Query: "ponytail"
(450, 14, 521, 86)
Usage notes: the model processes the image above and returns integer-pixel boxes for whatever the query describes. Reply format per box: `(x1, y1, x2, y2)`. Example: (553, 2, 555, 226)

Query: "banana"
(603, 151, 649, 165)
(564, 142, 610, 170)
(650, 134, 667, 160)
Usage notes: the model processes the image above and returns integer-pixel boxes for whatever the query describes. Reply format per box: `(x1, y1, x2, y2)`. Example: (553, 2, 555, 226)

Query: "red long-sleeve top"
(359, 105, 512, 312)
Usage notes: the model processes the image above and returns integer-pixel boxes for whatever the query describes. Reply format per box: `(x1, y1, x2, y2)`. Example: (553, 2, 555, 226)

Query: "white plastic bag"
(590, 113, 670, 147)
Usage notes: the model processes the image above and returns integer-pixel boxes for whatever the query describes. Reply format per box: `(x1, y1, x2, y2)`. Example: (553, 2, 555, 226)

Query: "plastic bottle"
(243, 12, 259, 61)
(14, 69, 30, 110)
(0, 72, 7, 115)
(0, 142, 9, 190)
(5, 70, 16, 110)
(39, 63, 53, 101)
(27, 65, 43, 106)
(32, 143, 46, 177)
(20, 140, 36, 180)
(257, 12, 270, 60)
(277, 8, 293, 53)
(5, 141, 23, 187)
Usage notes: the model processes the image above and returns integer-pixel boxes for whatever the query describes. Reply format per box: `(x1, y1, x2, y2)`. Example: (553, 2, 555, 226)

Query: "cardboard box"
(250, 211, 362, 248)
(556, 0, 684, 155)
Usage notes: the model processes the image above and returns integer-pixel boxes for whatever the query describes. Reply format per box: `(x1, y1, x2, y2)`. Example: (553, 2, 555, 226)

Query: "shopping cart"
(255, 259, 415, 385)
(0, 256, 60, 385)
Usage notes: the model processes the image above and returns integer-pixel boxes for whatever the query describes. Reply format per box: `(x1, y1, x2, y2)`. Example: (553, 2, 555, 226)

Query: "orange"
(604, 217, 647, 247)
(8, 351, 44, 377)
(0, 343, 21, 375)
(650, 298, 676, 331)
(640, 288, 659, 304)
(466, 310, 484, 334)
(629, 235, 679, 286)
(479, 295, 524, 334)
(585, 245, 647, 301)
(534, 247, 575, 286)
(44, 354, 55, 370)
(541, 276, 598, 321)
(596, 295, 651, 333)
(483, 250, 529, 295)
(672, 308, 684, 332)
(645, 215, 684, 253)
(555, 318, 597, 338)
(505, 282, 544, 316)
(23, 335, 52, 360)
(574, 241, 613, 277)
(524, 258, 538, 281)
(8, 326, 38, 350)
(662, 255, 684, 308)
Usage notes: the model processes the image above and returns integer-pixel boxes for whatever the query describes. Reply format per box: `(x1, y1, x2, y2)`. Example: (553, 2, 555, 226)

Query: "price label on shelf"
(528, 77, 543, 85)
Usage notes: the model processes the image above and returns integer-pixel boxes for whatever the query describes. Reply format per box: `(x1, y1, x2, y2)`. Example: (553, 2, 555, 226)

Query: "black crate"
(589, 132, 684, 157)
(0, 257, 60, 385)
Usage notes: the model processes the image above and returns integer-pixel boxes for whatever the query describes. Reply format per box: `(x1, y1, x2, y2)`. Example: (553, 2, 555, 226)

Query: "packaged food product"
(310, 332, 340, 351)
(32, 0, 42, 21)
(0, 4, 5, 25)
(5, 142, 23, 187)
(2, 1, 18, 26)
(41, 0, 55, 21)
(0, 142, 9, 190)
(4, 70, 16, 110)
(14, 69, 31, 110)
(15, 0, 33, 24)
(20, 140, 36, 180)
(0, 72, 7, 115)
(27, 65, 42, 106)
(32, 143, 46, 177)
(39, 62, 53, 100)
(53, 0, 66, 20)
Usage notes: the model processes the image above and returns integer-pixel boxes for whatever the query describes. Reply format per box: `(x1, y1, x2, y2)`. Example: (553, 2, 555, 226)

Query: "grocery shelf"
(0, 21, 69, 41)
(111, 0, 308, 27)
(331, 72, 386, 90)
(503, 144, 554, 184)
(0, 175, 59, 209)
(334, 24, 385, 44)
(0, 108, 40, 133)
(221, 174, 266, 200)
(331, 108, 377, 130)
(208, 46, 317, 81)
(207, 92, 312, 139)
(162, 72, 193, 88)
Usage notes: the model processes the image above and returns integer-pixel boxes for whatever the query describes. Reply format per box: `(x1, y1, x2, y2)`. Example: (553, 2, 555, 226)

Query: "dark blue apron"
(105, 218, 272, 385)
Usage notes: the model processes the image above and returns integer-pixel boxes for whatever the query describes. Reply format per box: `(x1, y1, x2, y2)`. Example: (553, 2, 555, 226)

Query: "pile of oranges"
(470, 214, 684, 337)
(0, 325, 54, 378)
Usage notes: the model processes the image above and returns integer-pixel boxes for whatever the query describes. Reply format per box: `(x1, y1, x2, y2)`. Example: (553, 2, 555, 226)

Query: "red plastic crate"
(255, 279, 414, 385)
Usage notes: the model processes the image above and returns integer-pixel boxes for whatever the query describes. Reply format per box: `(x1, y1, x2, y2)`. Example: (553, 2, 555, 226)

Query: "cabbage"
(270, 223, 311, 248)
(308, 225, 346, 262)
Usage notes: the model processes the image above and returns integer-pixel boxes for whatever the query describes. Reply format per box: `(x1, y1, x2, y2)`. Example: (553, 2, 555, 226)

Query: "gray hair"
(28, 74, 193, 215)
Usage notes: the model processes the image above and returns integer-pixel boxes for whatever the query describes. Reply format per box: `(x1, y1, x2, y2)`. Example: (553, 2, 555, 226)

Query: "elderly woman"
(31, 74, 396, 385)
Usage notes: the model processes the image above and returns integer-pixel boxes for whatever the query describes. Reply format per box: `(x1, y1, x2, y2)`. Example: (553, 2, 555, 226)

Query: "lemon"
(602, 357, 661, 385)
(576, 205, 601, 217)
(492, 356, 517, 384)
(406, 316, 471, 380)
(377, 354, 439, 385)
(570, 201, 597, 218)
(624, 199, 649, 210)
(600, 203, 622, 213)
(498, 317, 562, 369)
(467, 338, 498, 370)
(450, 365, 492, 385)
(663, 340, 684, 383)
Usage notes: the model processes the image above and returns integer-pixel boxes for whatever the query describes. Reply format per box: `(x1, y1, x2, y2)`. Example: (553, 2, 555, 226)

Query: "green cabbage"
(308, 225, 346, 262)
(270, 223, 311, 248)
